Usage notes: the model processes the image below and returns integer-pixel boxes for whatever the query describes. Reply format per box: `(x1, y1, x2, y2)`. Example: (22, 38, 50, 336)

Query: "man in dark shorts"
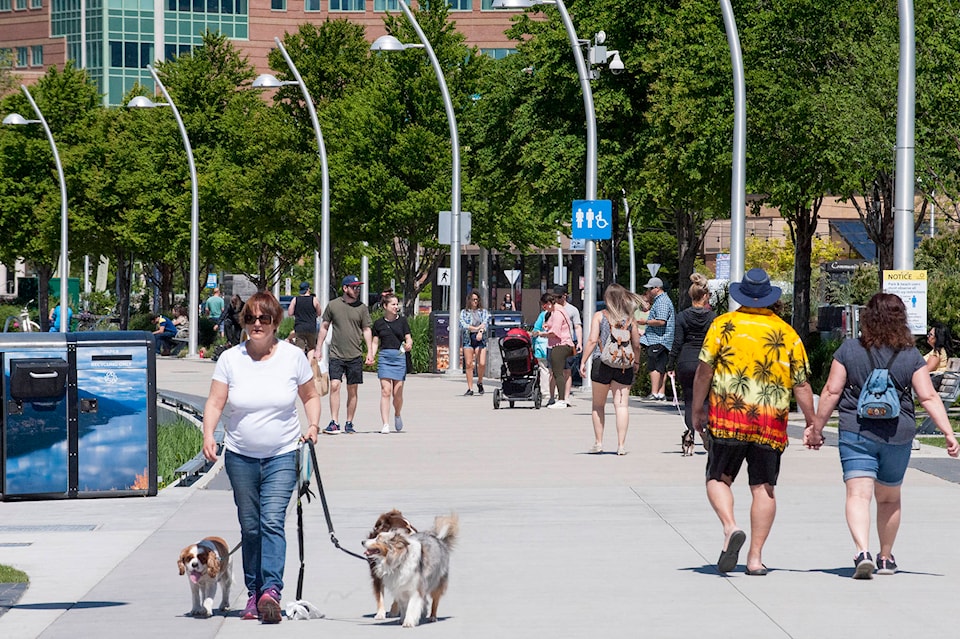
(288, 281, 322, 353)
(315, 275, 373, 434)
(638, 277, 675, 401)
(691, 268, 815, 575)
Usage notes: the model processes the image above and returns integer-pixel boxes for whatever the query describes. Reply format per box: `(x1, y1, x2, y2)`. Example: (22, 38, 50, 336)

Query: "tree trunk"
(674, 207, 702, 311)
(115, 251, 133, 330)
(788, 197, 821, 342)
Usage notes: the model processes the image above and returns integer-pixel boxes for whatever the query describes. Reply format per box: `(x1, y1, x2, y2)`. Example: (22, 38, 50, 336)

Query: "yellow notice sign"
(882, 270, 927, 335)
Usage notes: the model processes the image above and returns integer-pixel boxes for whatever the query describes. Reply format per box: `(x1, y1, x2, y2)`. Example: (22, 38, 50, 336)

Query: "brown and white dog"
(363, 514, 458, 628)
(177, 536, 232, 618)
(367, 510, 418, 619)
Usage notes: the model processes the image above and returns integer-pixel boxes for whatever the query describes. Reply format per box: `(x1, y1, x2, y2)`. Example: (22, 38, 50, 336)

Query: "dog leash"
(301, 439, 369, 563)
(666, 371, 684, 418)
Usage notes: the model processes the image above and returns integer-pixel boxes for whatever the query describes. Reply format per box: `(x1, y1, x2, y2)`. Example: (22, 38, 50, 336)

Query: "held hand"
(803, 425, 825, 450)
(202, 434, 218, 463)
(365, 355, 375, 366)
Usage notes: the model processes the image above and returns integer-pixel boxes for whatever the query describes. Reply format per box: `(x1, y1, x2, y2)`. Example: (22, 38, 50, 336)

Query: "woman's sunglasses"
(243, 314, 274, 325)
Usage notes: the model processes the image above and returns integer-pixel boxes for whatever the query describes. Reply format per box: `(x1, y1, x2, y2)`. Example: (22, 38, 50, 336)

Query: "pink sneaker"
(241, 594, 258, 620)
(257, 587, 282, 624)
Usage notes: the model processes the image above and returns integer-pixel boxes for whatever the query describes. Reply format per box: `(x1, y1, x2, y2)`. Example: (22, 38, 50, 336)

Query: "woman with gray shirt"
(805, 293, 959, 579)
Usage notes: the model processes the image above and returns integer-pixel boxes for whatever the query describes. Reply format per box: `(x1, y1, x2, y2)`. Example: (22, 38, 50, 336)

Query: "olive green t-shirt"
(322, 297, 371, 360)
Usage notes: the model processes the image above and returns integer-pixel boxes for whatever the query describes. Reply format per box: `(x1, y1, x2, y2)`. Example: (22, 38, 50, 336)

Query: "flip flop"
(745, 564, 768, 576)
(717, 529, 746, 573)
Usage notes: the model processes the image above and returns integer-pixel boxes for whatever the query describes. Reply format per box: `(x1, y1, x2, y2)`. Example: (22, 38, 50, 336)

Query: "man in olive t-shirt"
(315, 275, 373, 434)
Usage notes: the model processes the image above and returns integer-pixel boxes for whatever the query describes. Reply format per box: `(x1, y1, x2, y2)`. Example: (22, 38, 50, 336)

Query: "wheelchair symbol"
(594, 209, 609, 229)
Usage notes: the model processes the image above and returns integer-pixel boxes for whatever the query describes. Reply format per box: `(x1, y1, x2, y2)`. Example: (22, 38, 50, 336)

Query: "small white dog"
(177, 536, 232, 618)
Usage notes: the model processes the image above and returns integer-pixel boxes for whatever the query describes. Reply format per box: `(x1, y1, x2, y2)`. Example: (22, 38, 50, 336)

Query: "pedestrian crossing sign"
(571, 200, 612, 240)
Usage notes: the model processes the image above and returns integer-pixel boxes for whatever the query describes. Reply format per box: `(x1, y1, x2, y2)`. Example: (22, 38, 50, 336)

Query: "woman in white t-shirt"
(202, 291, 321, 623)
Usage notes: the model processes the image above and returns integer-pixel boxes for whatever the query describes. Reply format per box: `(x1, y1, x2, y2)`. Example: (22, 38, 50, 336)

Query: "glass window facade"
(16, 46, 27, 66)
(15, 0, 26, 9)
(30, 0, 41, 8)
(480, 47, 514, 59)
(270, 0, 283, 9)
(481, 0, 495, 8)
(0, 0, 10, 11)
(448, 0, 469, 10)
(31, 45, 43, 66)
(330, 0, 363, 10)
(304, 0, 319, 10)
(373, 0, 396, 9)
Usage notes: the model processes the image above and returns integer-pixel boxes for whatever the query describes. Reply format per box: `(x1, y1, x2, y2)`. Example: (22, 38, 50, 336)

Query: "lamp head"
(491, 0, 539, 7)
(252, 73, 296, 88)
(370, 35, 408, 52)
(127, 95, 159, 108)
(2, 113, 39, 126)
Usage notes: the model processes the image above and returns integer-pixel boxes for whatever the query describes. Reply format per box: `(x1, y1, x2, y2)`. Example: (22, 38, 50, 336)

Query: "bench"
(917, 358, 960, 435)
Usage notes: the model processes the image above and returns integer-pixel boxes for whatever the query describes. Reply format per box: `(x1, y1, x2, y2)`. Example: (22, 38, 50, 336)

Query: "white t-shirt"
(213, 339, 313, 459)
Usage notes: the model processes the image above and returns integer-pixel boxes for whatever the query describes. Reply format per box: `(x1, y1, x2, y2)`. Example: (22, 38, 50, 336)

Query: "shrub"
(156, 418, 202, 488)
(409, 313, 431, 373)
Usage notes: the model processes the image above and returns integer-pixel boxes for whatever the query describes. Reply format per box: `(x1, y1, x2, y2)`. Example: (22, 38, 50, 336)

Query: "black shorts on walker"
(645, 343, 668, 373)
(329, 357, 364, 385)
(590, 360, 635, 386)
(705, 437, 781, 486)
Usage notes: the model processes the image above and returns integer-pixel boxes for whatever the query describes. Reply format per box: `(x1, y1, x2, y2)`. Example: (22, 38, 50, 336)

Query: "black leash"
(300, 439, 369, 563)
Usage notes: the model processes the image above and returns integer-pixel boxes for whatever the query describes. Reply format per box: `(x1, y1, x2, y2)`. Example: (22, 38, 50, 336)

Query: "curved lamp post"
(720, 0, 746, 300)
(371, 0, 462, 374)
(128, 66, 199, 358)
(493, 0, 603, 385)
(4, 85, 69, 333)
(253, 36, 332, 309)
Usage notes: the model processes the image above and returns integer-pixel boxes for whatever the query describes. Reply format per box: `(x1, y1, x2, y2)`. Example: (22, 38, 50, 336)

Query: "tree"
(641, 0, 733, 308)
(322, 2, 487, 314)
(0, 62, 99, 327)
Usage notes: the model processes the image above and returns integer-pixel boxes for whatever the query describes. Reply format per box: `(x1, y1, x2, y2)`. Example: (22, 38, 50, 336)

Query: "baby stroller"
(493, 327, 542, 409)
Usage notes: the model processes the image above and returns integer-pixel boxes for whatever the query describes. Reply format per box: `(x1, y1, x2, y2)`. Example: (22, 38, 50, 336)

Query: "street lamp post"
(371, 0, 462, 374)
(493, 0, 620, 386)
(253, 36, 332, 309)
(127, 66, 199, 358)
(4, 85, 69, 333)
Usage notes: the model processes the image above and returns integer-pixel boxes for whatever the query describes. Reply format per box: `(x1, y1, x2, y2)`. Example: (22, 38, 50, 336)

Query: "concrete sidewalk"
(2, 356, 960, 638)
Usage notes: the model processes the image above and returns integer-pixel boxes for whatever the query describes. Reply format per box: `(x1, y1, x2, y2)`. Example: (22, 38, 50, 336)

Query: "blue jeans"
(225, 449, 297, 597)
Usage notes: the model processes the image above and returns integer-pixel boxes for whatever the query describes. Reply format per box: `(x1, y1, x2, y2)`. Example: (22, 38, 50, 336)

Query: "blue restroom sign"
(571, 199, 612, 240)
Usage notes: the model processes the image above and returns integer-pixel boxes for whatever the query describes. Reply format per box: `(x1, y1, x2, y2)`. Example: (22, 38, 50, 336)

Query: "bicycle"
(2, 300, 41, 333)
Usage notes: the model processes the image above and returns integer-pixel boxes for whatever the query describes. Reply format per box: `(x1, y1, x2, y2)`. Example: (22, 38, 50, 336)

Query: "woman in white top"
(202, 291, 321, 623)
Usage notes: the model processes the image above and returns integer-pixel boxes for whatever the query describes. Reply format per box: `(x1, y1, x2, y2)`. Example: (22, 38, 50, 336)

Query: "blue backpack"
(855, 348, 907, 420)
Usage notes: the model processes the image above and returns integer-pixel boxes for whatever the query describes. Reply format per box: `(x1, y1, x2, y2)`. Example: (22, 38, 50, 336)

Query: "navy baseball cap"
(342, 275, 363, 287)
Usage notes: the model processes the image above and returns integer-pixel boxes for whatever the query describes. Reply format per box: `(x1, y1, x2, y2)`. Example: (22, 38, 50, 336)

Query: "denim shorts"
(838, 429, 912, 486)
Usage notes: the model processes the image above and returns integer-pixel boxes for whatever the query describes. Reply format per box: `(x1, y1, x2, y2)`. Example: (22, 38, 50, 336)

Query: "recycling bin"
(1, 331, 157, 500)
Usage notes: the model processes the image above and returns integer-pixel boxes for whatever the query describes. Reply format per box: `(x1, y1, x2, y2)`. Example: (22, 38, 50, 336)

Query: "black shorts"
(645, 343, 669, 373)
(590, 360, 635, 386)
(705, 437, 782, 486)
(329, 357, 364, 385)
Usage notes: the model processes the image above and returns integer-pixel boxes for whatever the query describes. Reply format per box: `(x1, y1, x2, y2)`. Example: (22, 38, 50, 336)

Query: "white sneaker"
(548, 400, 568, 410)
(380, 424, 391, 434)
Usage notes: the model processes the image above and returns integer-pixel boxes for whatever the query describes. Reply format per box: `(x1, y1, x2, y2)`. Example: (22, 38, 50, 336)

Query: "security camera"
(608, 51, 624, 74)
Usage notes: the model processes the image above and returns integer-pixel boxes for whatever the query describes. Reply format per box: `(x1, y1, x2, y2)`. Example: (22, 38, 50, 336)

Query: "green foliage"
(80, 290, 116, 315)
(0, 563, 28, 583)
(805, 334, 843, 396)
(157, 419, 202, 488)
(129, 312, 155, 332)
(916, 231, 960, 343)
(277, 316, 295, 340)
(409, 313, 431, 374)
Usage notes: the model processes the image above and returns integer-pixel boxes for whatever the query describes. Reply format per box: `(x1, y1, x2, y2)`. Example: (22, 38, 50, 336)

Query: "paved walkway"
(2, 357, 960, 638)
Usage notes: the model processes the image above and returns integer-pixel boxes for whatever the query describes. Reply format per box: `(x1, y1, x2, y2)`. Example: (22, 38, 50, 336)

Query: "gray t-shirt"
(833, 339, 925, 445)
(322, 297, 371, 361)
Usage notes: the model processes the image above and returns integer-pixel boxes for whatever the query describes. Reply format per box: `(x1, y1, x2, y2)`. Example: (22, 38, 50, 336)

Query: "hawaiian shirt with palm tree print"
(698, 307, 810, 451)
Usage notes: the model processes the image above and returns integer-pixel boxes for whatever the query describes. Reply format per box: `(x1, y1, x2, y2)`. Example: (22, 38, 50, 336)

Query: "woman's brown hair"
(240, 291, 283, 329)
(859, 293, 915, 350)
